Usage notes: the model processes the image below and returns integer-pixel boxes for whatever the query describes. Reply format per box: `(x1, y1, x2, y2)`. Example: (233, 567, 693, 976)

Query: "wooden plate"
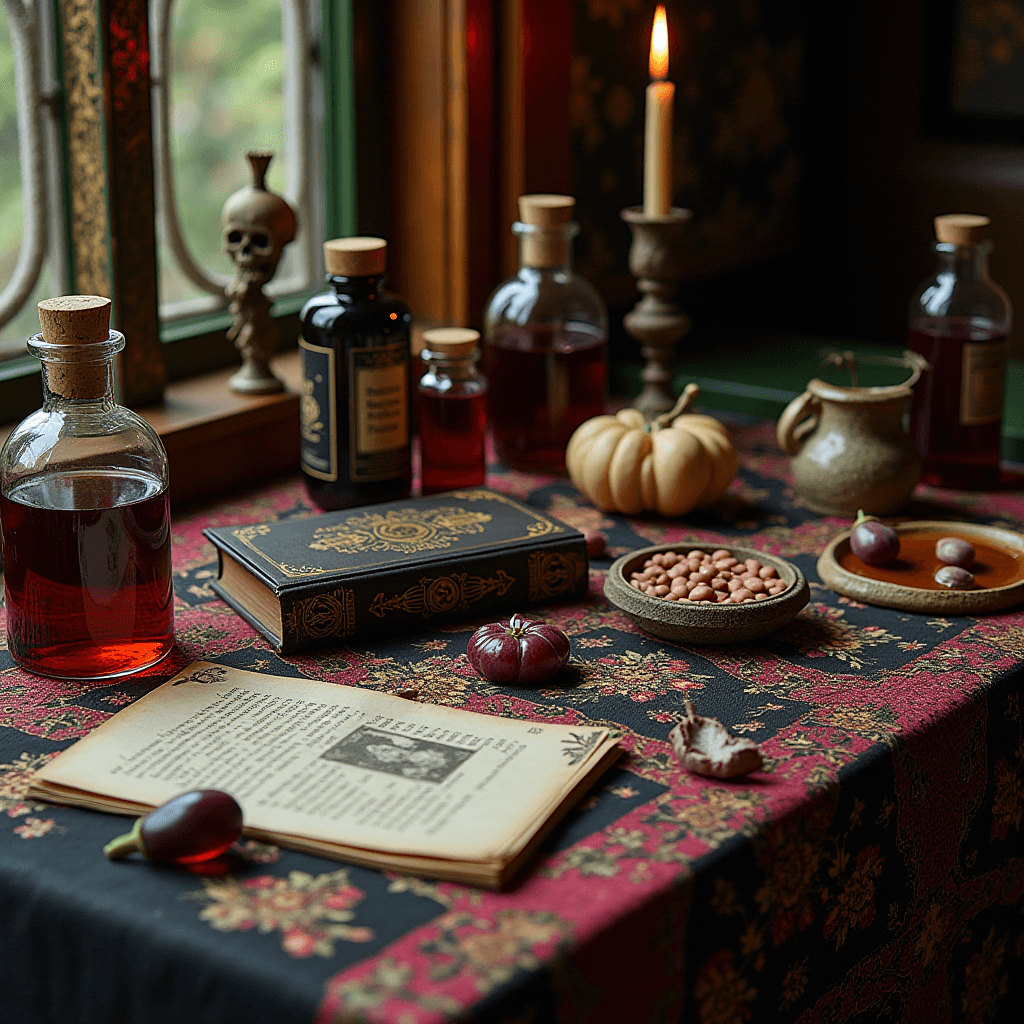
(817, 520, 1024, 614)
(604, 543, 810, 645)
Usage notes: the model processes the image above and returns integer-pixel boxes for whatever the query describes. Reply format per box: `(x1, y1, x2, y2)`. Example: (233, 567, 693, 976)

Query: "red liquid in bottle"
(1, 469, 174, 679)
(908, 321, 1008, 489)
(418, 389, 487, 493)
(485, 323, 606, 472)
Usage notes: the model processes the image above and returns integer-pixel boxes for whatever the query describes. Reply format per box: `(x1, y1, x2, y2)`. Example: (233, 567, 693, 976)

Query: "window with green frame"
(0, 0, 355, 421)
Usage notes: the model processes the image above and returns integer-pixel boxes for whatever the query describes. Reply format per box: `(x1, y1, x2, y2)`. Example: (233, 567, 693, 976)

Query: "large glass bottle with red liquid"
(418, 327, 488, 494)
(0, 296, 174, 679)
(483, 194, 607, 472)
(908, 214, 1013, 489)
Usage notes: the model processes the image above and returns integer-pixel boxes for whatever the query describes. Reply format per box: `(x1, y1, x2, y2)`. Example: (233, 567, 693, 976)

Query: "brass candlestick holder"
(621, 206, 693, 418)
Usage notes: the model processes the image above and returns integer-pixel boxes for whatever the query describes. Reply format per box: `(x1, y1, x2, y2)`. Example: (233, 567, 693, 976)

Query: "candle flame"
(649, 4, 669, 80)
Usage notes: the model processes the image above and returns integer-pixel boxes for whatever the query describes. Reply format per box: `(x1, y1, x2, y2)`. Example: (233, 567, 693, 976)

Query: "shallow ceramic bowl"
(818, 520, 1024, 614)
(604, 543, 810, 645)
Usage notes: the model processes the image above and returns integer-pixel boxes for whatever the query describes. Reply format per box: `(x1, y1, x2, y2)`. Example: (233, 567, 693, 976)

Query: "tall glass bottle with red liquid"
(0, 296, 175, 679)
(418, 328, 488, 494)
(909, 214, 1012, 489)
(483, 194, 607, 471)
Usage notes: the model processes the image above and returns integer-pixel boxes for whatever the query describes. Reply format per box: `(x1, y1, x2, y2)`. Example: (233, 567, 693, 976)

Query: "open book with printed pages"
(29, 663, 621, 889)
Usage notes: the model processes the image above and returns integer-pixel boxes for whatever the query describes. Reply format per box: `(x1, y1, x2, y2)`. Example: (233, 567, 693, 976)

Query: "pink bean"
(690, 585, 715, 602)
(711, 577, 729, 591)
(714, 558, 738, 570)
(711, 549, 731, 561)
(661, 552, 677, 567)
(687, 550, 704, 559)
(714, 590, 730, 602)
(759, 566, 778, 579)
(754, 592, 769, 600)
(727, 578, 745, 592)
(653, 585, 670, 596)
(744, 577, 766, 594)
(730, 588, 754, 602)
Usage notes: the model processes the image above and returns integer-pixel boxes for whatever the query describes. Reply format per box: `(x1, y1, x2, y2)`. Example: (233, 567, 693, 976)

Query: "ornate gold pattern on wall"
(528, 551, 587, 601)
(60, 0, 110, 297)
(309, 508, 494, 557)
(284, 588, 357, 641)
(368, 570, 516, 619)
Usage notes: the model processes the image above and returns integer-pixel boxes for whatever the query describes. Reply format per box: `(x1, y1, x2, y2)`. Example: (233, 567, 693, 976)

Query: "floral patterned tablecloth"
(1, 420, 1023, 1024)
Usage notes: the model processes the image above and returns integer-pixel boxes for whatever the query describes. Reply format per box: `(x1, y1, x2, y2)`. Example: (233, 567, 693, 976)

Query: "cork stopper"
(421, 327, 480, 356)
(516, 195, 576, 269)
(36, 295, 112, 400)
(934, 214, 990, 247)
(324, 237, 388, 277)
(518, 194, 576, 226)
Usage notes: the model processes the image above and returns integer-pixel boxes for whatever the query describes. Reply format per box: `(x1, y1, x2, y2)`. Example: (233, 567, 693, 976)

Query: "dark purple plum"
(935, 537, 975, 568)
(104, 789, 243, 865)
(850, 510, 901, 566)
(467, 613, 570, 684)
(934, 565, 975, 589)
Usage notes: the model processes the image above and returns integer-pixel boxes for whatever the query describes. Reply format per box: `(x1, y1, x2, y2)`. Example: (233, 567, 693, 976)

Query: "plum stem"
(103, 817, 146, 860)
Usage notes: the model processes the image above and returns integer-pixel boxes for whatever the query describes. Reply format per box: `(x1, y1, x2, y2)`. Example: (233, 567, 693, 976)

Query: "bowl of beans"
(604, 544, 810, 644)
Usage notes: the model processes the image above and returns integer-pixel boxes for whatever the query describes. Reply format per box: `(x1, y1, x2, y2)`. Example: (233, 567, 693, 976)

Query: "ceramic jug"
(776, 352, 927, 516)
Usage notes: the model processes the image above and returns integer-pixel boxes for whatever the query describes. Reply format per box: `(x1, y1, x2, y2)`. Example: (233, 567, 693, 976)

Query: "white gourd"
(565, 384, 738, 516)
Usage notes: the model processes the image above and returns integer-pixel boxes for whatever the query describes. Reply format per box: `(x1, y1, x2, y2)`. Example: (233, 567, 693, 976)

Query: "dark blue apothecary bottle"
(299, 238, 412, 510)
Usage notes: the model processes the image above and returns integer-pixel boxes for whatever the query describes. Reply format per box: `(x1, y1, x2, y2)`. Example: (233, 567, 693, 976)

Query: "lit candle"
(643, 4, 674, 216)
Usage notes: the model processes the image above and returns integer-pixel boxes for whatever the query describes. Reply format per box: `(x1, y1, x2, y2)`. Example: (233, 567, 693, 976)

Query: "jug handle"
(777, 391, 820, 455)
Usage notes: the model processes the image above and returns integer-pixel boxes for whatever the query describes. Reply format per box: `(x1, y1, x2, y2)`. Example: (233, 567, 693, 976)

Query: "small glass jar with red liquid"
(908, 214, 1013, 489)
(483, 194, 608, 472)
(418, 327, 488, 494)
(0, 296, 175, 680)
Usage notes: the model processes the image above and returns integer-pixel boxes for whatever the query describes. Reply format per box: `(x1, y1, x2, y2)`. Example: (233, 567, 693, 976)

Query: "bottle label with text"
(349, 343, 410, 481)
(960, 339, 1009, 427)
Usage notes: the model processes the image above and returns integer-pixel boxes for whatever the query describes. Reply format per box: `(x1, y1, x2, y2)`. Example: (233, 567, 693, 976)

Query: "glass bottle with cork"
(418, 327, 488, 494)
(0, 296, 175, 679)
(300, 237, 413, 509)
(908, 214, 1012, 489)
(483, 194, 607, 472)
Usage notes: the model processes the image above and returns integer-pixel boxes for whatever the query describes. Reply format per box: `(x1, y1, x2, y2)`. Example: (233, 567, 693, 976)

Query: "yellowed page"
(33, 662, 614, 863)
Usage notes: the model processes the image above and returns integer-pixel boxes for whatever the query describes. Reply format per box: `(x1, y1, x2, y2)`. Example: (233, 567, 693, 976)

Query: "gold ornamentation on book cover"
(309, 508, 493, 556)
(528, 552, 587, 600)
(285, 588, 357, 640)
(369, 571, 516, 619)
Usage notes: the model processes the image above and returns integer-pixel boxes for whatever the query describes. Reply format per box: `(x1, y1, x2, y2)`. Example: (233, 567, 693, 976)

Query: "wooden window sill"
(142, 350, 301, 506)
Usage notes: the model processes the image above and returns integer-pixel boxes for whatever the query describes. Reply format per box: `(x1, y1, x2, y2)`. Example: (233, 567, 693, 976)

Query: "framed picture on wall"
(922, 0, 1024, 143)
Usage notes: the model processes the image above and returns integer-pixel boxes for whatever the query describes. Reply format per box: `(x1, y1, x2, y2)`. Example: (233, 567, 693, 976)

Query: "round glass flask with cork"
(0, 296, 175, 679)
(483, 194, 607, 472)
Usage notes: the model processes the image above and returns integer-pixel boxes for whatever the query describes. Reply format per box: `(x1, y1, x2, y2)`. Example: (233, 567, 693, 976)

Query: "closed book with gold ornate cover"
(203, 489, 588, 652)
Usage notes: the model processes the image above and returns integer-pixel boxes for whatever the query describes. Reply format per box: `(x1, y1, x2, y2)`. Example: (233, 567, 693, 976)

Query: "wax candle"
(643, 4, 674, 217)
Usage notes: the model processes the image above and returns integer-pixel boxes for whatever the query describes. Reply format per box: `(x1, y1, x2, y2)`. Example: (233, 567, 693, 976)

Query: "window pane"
(0, 13, 54, 360)
(160, 0, 291, 308)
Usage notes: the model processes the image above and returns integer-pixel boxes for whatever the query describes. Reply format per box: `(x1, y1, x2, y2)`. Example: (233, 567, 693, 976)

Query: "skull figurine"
(221, 150, 298, 393)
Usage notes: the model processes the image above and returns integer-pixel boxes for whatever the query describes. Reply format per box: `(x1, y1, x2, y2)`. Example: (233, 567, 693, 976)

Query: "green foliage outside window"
(160, 0, 291, 307)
